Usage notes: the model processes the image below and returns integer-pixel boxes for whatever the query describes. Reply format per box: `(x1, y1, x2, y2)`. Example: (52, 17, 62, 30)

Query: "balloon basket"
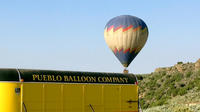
(123, 68, 129, 74)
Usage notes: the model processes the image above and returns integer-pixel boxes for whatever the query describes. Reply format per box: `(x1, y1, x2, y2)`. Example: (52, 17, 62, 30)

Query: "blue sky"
(0, 0, 200, 74)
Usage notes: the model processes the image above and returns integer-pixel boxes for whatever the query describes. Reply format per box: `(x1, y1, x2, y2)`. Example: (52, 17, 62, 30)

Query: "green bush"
(178, 88, 187, 96)
(177, 62, 183, 64)
(136, 75, 144, 80)
(171, 72, 183, 82)
(186, 82, 195, 90)
(179, 83, 186, 87)
(186, 71, 192, 78)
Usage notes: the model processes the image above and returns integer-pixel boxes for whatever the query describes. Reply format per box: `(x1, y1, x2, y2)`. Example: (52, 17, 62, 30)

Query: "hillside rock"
(195, 59, 200, 71)
(175, 62, 194, 73)
(154, 59, 198, 74)
(154, 67, 166, 73)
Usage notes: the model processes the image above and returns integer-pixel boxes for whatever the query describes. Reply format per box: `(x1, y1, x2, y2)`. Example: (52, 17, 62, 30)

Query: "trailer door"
(121, 85, 138, 111)
(0, 82, 21, 112)
(84, 84, 103, 112)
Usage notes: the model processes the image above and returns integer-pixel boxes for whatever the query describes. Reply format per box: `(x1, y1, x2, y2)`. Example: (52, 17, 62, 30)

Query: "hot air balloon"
(104, 15, 148, 72)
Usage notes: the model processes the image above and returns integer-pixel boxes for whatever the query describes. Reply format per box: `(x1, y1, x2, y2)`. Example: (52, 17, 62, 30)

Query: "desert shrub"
(197, 70, 200, 75)
(170, 88, 179, 97)
(140, 98, 150, 109)
(139, 98, 145, 106)
(149, 76, 155, 80)
(197, 86, 200, 91)
(186, 71, 192, 78)
(179, 83, 186, 87)
(177, 62, 183, 64)
(160, 78, 164, 82)
(155, 93, 162, 100)
(136, 75, 144, 80)
(166, 74, 171, 79)
(150, 96, 168, 107)
(146, 92, 155, 100)
(156, 83, 161, 88)
(186, 81, 195, 90)
(173, 107, 192, 112)
(171, 72, 183, 82)
(160, 71, 167, 76)
(193, 77, 200, 91)
(163, 78, 172, 86)
(178, 88, 187, 96)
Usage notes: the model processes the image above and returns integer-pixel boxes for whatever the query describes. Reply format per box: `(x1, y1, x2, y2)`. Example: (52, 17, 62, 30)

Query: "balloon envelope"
(104, 15, 148, 67)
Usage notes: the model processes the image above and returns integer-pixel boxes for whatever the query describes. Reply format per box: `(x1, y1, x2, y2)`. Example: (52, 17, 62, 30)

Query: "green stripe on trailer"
(0, 69, 19, 81)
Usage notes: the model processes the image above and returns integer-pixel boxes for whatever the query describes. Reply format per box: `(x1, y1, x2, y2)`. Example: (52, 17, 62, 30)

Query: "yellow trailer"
(0, 69, 139, 112)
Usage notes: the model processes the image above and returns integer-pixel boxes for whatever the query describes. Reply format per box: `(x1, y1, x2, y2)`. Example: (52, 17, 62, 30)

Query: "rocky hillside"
(154, 59, 200, 74)
(137, 59, 200, 112)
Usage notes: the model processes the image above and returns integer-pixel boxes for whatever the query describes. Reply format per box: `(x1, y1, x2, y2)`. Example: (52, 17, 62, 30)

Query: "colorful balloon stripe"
(123, 48, 131, 54)
(114, 48, 138, 54)
(113, 25, 123, 32)
(106, 25, 142, 32)
(123, 25, 133, 32)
